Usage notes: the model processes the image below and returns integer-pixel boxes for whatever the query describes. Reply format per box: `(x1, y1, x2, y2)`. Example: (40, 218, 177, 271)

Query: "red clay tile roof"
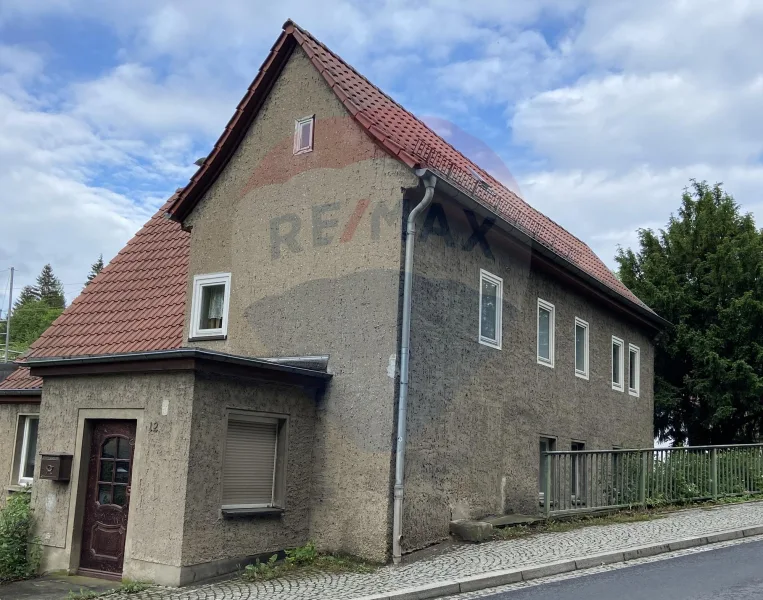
(168, 20, 656, 318)
(0, 367, 41, 392)
(24, 198, 189, 362)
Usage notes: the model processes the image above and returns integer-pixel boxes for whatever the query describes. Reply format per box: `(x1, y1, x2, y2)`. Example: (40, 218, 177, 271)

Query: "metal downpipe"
(392, 171, 437, 564)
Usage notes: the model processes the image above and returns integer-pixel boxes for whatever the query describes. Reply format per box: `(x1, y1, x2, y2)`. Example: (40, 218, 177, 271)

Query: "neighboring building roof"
(0, 367, 42, 394)
(168, 19, 656, 320)
(25, 197, 189, 361)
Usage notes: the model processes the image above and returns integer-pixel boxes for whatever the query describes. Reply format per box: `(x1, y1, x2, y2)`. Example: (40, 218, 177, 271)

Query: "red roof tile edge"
(0, 367, 42, 392)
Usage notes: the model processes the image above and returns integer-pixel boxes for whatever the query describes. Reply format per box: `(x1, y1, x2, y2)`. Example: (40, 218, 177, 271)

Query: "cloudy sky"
(1, 0, 762, 305)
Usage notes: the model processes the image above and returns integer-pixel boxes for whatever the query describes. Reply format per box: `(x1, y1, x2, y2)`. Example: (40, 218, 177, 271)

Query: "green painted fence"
(541, 444, 763, 516)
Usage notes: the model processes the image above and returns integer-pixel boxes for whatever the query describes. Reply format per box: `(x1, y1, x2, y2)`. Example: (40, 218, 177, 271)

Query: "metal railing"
(541, 444, 763, 516)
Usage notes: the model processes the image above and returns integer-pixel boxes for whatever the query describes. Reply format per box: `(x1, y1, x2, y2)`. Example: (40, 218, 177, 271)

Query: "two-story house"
(0, 20, 665, 586)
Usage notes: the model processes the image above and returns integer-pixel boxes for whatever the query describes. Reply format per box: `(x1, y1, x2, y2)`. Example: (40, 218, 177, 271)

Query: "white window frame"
(574, 317, 589, 380)
(612, 336, 624, 392)
(190, 272, 231, 339)
(536, 298, 555, 368)
(17, 415, 39, 486)
(478, 269, 503, 350)
(628, 344, 641, 397)
(293, 115, 315, 155)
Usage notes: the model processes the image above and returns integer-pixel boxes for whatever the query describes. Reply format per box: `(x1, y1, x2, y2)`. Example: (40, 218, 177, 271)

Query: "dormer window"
(294, 115, 314, 155)
(190, 273, 231, 339)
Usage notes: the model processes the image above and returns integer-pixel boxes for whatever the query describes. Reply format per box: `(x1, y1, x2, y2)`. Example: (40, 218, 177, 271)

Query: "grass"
(493, 493, 763, 541)
(65, 579, 150, 599)
(241, 542, 377, 582)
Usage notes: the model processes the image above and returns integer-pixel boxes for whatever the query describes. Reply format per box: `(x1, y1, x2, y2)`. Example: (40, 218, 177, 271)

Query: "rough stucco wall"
(33, 373, 194, 568)
(182, 47, 417, 561)
(181, 374, 316, 566)
(0, 403, 39, 492)
(403, 193, 655, 551)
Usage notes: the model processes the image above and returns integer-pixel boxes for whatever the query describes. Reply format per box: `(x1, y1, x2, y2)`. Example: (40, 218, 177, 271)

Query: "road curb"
(355, 525, 763, 600)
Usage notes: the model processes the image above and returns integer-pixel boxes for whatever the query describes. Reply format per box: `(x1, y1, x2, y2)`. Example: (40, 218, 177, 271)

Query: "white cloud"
(520, 164, 763, 268)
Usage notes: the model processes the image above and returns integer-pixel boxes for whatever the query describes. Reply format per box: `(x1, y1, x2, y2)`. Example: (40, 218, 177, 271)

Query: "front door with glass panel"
(79, 420, 136, 577)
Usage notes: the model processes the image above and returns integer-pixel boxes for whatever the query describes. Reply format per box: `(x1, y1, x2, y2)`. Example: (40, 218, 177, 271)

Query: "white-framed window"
(629, 344, 641, 397)
(190, 273, 231, 339)
(293, 115, 315, 155)
(478, 269, 502, 349)
(222, 411, 287, 510)
(17, 415, 39, 486)
(537, 299, 555, 367)
(612, 336, 624, 392)
(574, 318, 589, 380)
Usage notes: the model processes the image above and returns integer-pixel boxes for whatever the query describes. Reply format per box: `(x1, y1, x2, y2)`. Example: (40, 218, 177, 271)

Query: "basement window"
(612, 336, 624, 392)
(15, 415, 39, 486)
(629, 344, 640, 397)
(190, 273, 231, 339)
(222, 411, 287, 515)
(478, 269, 502, 349)
(537, 299, 555, 368)
(294, 115, 314, 155)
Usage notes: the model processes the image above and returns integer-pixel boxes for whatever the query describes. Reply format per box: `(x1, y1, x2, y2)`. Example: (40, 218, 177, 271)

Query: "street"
(477, 539, 763, 600)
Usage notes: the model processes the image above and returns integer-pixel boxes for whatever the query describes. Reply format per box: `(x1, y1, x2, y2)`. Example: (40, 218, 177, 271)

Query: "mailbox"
(39, 453, 73, 482)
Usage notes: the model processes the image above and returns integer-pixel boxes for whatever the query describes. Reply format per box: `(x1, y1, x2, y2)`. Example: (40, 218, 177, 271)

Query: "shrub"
(0, 489, 41, 582)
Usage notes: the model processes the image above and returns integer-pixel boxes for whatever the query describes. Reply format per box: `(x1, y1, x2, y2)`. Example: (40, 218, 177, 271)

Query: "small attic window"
(294, 115, 314, 155)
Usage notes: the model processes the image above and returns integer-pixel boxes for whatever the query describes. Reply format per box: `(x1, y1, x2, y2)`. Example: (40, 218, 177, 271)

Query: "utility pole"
(4, 267, 13, 362)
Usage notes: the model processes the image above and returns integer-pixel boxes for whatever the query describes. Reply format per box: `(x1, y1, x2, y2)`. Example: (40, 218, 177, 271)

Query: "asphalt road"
(481, 540, 763, 600)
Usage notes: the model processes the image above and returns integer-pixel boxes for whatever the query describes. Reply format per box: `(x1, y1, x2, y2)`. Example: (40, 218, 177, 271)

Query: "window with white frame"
(222, 412, 286, 510)
(629, 344, 640, 397)
(478, 269, 502, 349)
(16, 415, 39, 486)
(612, 336, 624, 391)
(574, 318, 589, 379)
(293, 115, 315, 155)
(537, 299, 555, 367)
(190, 273, 231, 339)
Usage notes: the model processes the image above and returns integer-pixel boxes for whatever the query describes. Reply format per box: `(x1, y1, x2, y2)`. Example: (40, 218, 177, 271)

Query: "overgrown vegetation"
(241, 541, 375, 582)
(0, 489, 41, 583)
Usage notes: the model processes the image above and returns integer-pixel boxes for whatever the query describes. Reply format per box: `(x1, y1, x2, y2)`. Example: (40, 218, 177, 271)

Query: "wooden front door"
(79, 420, 136, 577)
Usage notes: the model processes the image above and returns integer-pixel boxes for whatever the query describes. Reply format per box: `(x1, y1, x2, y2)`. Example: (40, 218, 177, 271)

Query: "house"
(0, 20, 665, 586)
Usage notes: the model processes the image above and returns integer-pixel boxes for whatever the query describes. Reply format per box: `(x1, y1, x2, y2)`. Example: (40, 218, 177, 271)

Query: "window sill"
(575, 371, 589, 380)
(537, 358, 554, 369)
(7, 485, 30, 495)
(188, 334, 227, 342)
(221, 506, 284, 518)
(628, 389, 640, 397)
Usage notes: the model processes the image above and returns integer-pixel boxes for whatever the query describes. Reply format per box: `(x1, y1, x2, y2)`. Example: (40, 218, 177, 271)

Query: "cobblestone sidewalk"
(115, 502, 763, 600)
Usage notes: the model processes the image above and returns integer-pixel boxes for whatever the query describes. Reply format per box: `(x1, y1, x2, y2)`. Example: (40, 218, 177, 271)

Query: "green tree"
(85, 254, 104, 287)
(617, 181, 763, 445)
(36, 264, 65, 309)
(6, 265, 66, 355)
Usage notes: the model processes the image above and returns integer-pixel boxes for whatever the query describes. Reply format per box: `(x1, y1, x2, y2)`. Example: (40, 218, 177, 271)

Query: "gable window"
(15, 415, 39, 486)
(612, 336, 624, 392)
(574, 318, 589, 379)
(293, 115, 314, 155)
(537, 299, 555, 367)
(629, 344, 640, 397)
(222, 412, 287, 513)
(190, 273, 231, 339)
(478, 269, 502, 349)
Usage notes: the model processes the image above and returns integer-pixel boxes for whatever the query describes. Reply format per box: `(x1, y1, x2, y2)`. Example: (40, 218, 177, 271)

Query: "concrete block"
(668, 537, 704, 552)
(521, 560, 576, 581)
(622, 543, 670, 560)
(706, 530, 744, 544)
(449, 520, 494, 543)
(390, 581, 460, 600)
(743, 526, 763, 538)
(575, 551, 624, 569)
(457, 569, 523, 593)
